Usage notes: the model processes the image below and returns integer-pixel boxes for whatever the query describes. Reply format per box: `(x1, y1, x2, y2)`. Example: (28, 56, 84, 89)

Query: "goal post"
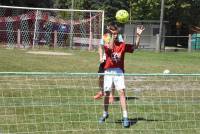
(0, 5, 104, 50)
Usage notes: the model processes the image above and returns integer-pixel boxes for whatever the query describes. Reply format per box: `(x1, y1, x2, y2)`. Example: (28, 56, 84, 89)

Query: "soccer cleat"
(122, 117, 129, 128)
(93, 91, 104, 99)
(99, 114, 109, 124)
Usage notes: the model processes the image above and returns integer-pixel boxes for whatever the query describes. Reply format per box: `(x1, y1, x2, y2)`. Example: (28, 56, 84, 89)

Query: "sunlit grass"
(0, 48, 200, 133)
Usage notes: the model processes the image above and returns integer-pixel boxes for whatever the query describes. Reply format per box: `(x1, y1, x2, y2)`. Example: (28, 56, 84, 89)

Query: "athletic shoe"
(93, 91, 104, 99)
(99, 114, 109, 124)
(109, 95, 114, 104)
(122, 117, 129, 128)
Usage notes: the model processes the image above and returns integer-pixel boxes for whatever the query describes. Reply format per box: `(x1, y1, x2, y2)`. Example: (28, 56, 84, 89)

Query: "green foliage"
(54, 0, 85, 9)
(130, 0, 160, 20)
(1, 0, 199, 34)
(81, 0, 130, 24)
(54, 0, 72, 9)
(0, 0, 54, 8)
(54, 0, 86, 19)
(129, 0, 199, 36)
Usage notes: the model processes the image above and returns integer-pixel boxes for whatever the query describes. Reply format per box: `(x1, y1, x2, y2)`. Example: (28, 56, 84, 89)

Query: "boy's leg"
(99, 69, 112, 123)
(94, 62, 105, 99)
(109, 86, 115, 104)
(119, 89, 127, 113)
(119, 89, 129, 127)
(113, 68, 129, 127)
(99, 91, 110, 123)
(94, 75, 104, 99)
(104, 91, 110, 112)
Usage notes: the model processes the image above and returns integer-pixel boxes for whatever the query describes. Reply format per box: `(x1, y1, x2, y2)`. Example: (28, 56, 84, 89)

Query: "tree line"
(1, 0, 199, 35)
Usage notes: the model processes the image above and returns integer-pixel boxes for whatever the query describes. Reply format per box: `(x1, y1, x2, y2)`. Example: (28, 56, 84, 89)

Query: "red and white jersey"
(104, 41, 126, 72)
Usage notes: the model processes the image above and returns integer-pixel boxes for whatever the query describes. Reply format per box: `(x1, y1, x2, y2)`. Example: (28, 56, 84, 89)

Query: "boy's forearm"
(98, 45, 103, 61)
(108, 35, 114, 49)
(134, 25, 144, 49)
(134, 34, 141, 49)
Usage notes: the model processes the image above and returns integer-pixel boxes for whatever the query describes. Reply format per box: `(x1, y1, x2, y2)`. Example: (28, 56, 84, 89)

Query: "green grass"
(0, 48, 200, 133)
(0, 48, 200, 73)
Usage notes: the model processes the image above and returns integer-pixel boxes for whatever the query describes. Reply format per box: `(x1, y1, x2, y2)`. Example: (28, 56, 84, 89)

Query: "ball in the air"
(163, 69, 170, 74)
(115, 10, 129, 23)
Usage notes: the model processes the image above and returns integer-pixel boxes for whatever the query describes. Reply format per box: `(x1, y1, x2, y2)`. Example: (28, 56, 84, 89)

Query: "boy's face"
(107, 25, 119, 41)
(109, 29, 118, 40)
(112, 30, 118, 39)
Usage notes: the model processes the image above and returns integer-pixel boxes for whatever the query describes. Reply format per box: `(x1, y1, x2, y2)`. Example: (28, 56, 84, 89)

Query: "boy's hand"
(136, 25, 145, 36)
(107, 26, 116, 35)
(99, 58, 104, 63)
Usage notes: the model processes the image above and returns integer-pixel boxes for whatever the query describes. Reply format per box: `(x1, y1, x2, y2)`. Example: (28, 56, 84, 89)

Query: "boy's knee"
(105, 91, 110, 96)
(119, 89, 125, 96)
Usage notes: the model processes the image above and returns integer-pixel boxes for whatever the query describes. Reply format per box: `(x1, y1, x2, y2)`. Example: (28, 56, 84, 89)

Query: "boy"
(98, 24, 144, 128)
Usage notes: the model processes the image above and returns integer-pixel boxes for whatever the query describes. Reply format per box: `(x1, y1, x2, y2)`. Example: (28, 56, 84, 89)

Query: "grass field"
(0, 47, 200, 73)
(0, 48, 200, 134)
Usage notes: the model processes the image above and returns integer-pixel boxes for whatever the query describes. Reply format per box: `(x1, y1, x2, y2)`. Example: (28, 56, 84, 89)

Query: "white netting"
(0, 6, 103, 50)
(0, 73, 199, 134)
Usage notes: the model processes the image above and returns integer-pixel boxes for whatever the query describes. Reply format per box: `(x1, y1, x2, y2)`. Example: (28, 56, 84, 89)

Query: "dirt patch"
(27, 51, 73, 56)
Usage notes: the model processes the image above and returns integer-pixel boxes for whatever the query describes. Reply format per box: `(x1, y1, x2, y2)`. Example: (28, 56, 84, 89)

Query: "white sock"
(123, 111, 128, 118)
(103, 111, 108, 117)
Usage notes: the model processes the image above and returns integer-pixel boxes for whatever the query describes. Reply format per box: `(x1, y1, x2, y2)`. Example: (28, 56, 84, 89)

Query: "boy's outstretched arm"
(134, 25, 145, 49)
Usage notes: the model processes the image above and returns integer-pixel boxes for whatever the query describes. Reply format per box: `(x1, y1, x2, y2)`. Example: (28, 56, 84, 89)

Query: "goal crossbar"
(0, 5, 104, 13)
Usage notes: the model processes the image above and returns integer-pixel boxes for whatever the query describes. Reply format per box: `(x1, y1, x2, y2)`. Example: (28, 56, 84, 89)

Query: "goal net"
(0, 5, 104, 50)
(0, 72, 199, 133)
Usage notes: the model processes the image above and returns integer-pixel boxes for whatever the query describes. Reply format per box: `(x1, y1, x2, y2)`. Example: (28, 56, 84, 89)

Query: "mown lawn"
(0, 48, 200, 133)
(0, 48, 200, 73)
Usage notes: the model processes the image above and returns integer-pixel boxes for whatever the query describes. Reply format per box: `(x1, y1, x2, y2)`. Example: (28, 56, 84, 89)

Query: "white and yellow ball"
(115, 10, 129, 23)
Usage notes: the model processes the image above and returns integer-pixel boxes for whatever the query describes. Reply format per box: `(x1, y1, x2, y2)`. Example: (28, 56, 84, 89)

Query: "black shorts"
(98, 61, 106, 73)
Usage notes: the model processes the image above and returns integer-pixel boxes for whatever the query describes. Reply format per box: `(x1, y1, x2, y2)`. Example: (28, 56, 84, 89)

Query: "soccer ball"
(115, 10, 129, 23)
(163, 69, 170, 74)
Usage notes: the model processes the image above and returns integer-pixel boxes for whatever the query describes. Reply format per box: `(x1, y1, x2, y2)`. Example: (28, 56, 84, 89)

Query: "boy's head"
(107, 23, 118, 32)
(107, 24, 119, 40)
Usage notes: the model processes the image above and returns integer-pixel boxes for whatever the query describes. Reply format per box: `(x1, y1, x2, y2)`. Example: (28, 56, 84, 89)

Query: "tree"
(54, 0, 72, 9)
(129, 0, 199, 26)
(130, 0, 161, 20)
(54, 0, 84, 9)
(3, 0, 199, 36)
(0, 0, 54, 8)
(82, 0, 129, 25)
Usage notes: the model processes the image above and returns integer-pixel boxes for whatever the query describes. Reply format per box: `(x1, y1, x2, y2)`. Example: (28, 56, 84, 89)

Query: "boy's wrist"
(136, 33, 141, 37)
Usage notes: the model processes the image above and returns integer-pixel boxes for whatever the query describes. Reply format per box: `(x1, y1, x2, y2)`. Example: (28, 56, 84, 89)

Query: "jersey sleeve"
(118, 34, 124, 42)
(99, 38, 104, 46)
(125, 44, 134, 53)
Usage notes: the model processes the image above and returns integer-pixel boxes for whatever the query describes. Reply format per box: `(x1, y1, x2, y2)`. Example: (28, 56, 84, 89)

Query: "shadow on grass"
(114, 96, 139, 101)
(107, 117, 163, 128)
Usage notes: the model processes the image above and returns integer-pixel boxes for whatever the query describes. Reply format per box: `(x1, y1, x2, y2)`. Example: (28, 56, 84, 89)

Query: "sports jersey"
(104, 41, 126, 72)
(100, 33, 124, 45)
(100, 33, 126, 60)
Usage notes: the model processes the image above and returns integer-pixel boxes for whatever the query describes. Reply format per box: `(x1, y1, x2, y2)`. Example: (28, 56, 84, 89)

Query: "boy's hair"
(109, 25, 118, 31)
(107, 25, 119, 34)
